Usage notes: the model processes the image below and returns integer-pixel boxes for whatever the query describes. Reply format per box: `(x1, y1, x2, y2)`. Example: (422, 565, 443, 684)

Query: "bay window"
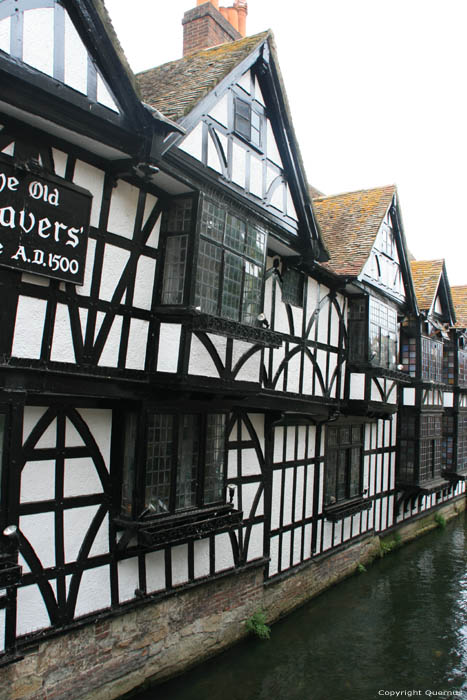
(348, 296, 398, 370)
(160, 196, 267, 326)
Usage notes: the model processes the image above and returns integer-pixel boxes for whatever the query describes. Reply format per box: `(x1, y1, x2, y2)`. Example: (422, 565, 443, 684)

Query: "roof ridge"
(136, 30, 271, 77)
(312, 184, 396, 202)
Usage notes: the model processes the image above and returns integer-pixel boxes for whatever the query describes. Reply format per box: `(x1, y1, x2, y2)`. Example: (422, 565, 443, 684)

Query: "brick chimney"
(182, 0, 248, 56)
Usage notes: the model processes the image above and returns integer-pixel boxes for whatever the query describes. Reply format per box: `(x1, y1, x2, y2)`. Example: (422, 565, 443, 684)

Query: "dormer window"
(234, 97, 262, 148)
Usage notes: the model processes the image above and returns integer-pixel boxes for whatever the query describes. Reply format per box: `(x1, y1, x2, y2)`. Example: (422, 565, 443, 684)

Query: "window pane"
(165, 198, 192, 233)
(336, 452, 347, 502)
(242, 261, 262, 325)
(161, 235, 188, 304)
(204, 414, 226, 504)
(195, 240, 222, 315)
(225, 214, 246, 253)
(282, 269, 304, 307)
(325, 450, 337, 505)
(121, 413, 137, 516)
(349, 448, 361, 497)
(176, 415, 199, 511)
(221, 252, 243, 321)
(145, 415, 173, 514)
(245, 224, 266, 264)
(201, 200, 225, 243)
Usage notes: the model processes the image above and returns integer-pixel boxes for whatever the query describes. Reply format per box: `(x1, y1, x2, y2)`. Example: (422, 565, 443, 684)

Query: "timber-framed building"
(0, 1, 465, 696)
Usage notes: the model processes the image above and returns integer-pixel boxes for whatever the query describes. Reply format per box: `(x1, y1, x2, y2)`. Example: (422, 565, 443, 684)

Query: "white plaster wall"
(349, 373, 365, 401)
(444, 392, 454, 407)
(77, 408, 112, 465)
(157, 324, 180, 373)
(286, 346, 301, 394)
(291, 528, 301, 566)
(12, 296, 47, 359)
(241, 482, 261, 519)
(209, 95, 228, 127)
(0, 609, 4, 652)
(270, 182, 284, 212)
(133, 255, 156, 310)
(305, 465, 315, 518)
(227, 450, 238, 480)
(126, 318, 149, 371)
(282, 468, 294, 526)
(285, 427, 295, 462)
(188, 335, 221, 378)
(21, 461, 55, 503)
(231, 142, 246, 188)
(246, 523, 263, 561)
(241, 448, 261, 477)
(327, 353, 338, 398)
(63, 457, 103, 497)
(294, 466, 305, 521)
(0, 17, 10, 53)
(16, 584, 51, 637)
(271, 471, 282, 530)
(23, 8, 53, 76)
(266, 120, 282, 167)
(97, 314, 123, 368)
(118, 558, 139, 603)
(145, 550, 166, 593)
(249, 155, 263, 198)
(73, 162, 104, 229)
(193, 539, 210, 579)
(207, 133, 222, 173)
(322, 521, 333, 551)
(76, 237, 96, 297)
(64, 505, 108, 563)
(280, 530, 291, 570)
(64, 11, 87, 94)
(269, 536, 279, 576)
(22, 406, 50, 445)
(371, 381, 382, 402)
(214, 533, 234, 572)
(179, 123, 203, 161)
(317, 299, 330, 344)
(96, 74, 119, 112)
(51, 303, 76, 363)
(286, 186, 297, 221)
(73, 566, 111, 618)
(20, 512, 55, 569)
(232, 343, 261, 383)
(273, 426, 284, 463)
(172, 544, 189, 585)
(108, 180, 139, 239)
(99, 245, 130, 302)
(237, 70, 251, 93)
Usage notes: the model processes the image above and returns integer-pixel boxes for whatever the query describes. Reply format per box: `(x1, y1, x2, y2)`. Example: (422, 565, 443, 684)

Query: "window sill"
(153, 307, 283, 348)
(114, 504, 243, 550)
(396, 478, 451, 495)
(442, 470, 467, 483)
(348, 362, 411, 383)
(324, 497, 371, 522)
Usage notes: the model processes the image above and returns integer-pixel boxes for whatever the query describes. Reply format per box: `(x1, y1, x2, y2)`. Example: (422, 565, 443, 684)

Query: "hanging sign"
(0, 161, 92, 285)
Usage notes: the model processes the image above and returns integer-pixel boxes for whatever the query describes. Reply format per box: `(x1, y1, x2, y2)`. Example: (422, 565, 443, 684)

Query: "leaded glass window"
(161, 198, 193, 305)
(421, 336, 443, 383)
(122, 411, 227, 518)
(282, 268, 304, 307)
(195, 197, 267, 325)
(369, 298, 398, 369)
(325, 424, 363, 506)
(234, 97, 262, 148)
(419, 414, 442, 482)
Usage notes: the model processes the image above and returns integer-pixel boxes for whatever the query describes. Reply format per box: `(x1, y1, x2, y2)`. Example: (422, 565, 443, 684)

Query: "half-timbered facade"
(0, 0, 465, 695)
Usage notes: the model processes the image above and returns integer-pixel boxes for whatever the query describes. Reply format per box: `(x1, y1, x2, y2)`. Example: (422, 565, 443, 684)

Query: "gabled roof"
(410, 259, 456, 323)
(409, 259, 444, 311)
(136, 31, 270, 122)
(312, 185, 396, 276)
(450, 286, 467, 329)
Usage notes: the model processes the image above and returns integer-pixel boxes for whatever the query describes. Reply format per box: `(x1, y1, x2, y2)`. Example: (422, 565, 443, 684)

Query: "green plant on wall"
(435, 513, 446, 529)
(245, 610, 271, 640)
(380, 532, 402, 556)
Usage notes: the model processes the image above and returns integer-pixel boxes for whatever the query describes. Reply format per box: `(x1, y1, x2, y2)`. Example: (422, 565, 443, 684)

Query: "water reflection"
(131, 516, 467, 700)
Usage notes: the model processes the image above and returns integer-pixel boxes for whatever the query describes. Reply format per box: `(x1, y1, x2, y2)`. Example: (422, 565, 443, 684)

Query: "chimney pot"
(226, 6, 239, 31)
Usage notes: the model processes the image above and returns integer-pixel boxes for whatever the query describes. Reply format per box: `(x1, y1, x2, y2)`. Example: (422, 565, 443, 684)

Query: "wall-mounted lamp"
(397, 364, 404, 371)
(228, 483, 237, 504)
(3, 525, 18, 538)
(257, 313, 269, 329)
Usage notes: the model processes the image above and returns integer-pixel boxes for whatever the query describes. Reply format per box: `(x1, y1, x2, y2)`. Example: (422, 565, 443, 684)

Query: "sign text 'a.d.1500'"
(0, 162, 92, 284)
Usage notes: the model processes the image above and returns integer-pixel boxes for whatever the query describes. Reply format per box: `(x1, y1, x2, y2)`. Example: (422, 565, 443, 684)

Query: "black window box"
(396, 478, 451, 495)
(442, 470, 467, 483)
(0, 560, 22, 587)
(115, 505, 243, 550)
(324, 497, 371, 522)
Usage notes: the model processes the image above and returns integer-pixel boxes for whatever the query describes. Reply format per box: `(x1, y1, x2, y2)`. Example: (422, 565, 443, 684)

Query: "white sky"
(105, 0, 467, 286)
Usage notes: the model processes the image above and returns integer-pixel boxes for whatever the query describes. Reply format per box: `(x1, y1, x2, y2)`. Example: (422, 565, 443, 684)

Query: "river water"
(131, 515, 467, 700)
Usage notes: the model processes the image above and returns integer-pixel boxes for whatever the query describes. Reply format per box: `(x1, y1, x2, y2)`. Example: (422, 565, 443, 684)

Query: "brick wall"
(182, 4, 241, 55)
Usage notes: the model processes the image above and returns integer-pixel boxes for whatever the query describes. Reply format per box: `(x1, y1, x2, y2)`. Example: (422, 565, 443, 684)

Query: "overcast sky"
(105, 0, 467, 287)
